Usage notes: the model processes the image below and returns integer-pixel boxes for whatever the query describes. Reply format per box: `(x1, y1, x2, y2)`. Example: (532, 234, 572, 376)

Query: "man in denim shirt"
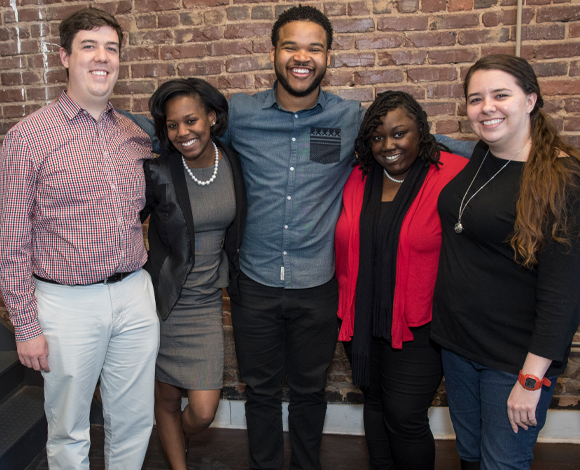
(124, 6, 475, 468)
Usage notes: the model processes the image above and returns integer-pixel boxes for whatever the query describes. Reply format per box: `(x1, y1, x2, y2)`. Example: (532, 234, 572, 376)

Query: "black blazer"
(141, 141, 247, 320)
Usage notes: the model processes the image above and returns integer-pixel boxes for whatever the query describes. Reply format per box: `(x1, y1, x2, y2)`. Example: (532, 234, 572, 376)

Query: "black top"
(141, 140, 247, 320)
(432, 142, 580, 376)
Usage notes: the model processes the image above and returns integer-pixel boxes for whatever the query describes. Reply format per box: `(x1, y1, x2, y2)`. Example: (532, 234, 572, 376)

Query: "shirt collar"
(263, 81, 327, 112)
(58, 90, 114, 121)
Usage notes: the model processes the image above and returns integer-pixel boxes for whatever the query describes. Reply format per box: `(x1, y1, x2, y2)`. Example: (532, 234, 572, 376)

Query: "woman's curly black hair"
(354, 91, 447, 177)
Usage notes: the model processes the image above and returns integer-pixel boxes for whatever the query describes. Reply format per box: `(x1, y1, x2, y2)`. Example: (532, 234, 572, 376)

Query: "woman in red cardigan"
(335, 91, 467, 470)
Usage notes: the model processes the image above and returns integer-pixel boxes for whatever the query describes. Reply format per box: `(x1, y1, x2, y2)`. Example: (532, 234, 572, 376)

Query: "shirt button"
(287, 196, 291, 200)
(292, 137, 296, 142)
(283, 251, 287, 255)
(290, 167, 295, 171)
(284, 225, 288, 229)
(294, 114, 298, 118)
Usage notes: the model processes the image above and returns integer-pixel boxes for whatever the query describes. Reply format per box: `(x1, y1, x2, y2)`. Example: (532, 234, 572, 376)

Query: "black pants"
(230, 272, 339, 470)
(346, 324, 443, 470)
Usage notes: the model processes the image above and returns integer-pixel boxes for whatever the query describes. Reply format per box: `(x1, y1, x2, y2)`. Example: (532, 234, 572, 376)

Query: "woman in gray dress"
(142, 78, 246, 469)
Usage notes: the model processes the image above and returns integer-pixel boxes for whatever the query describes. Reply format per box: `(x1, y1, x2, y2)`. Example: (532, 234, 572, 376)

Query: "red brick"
(535, 43, 580, 60)
(376, 85, 425, 100)
(30, 23, 51, 38)
(0, 40, 38, 56)
(114, 80, 157, 95)
(0, 56, 26, 70)
(121, 47, 159, 62)
(407, 31, 457, 48)
(420, 102, 456, 116)
(161, 44, 206, 60)
(536, 5, 580, 23)
(541, 79, 580, 96)
(398, 0, 419, 13)
(0, 27, 30, 42)
(449, 0, 473, 11)
(563, 135, 580, 150)
(408, 67, 458, 82)
(205, 10, 225, 24)
(542, 100, 564, 114)
(354, 69, 404, 85)
(432, 13, 480, 30)
(322, 70, 355, 87)
(233, 0, 275, 3)
(482, 9, 534, 26)
(131, 63, 176, 78)
(474, 0, 497, 8)
(422, 0, 446, 12)
(564, 117, 580, 132)
(175, 27, 223, 43)
(45, 5, 92, 21)
(158, 13, 180, 28)
(183, 0, 227, 6)
(226, 55, 270, 73)
(458, 28, 510, 45)
(180, 12, 204, 26)
(135, 0, 179, 12)
(253, 38, 271, 53)
(460, 120, 475, 134)
(135, 14, 156, 30)
(45, 69, 67, 84)
(2, 105, 27, 119)
(251, 6, 272, 20)
(566, 98, 580, 113)
(27, 52, 60, 69)
(333, 35, 355, 50)
(527, 0, 550, 5)
(531, 62, 568, 78)
(208, 41, 252, 57)
(480, 45, 518, 57)
(324, 2, 346, 16)
(571, 61, 580, 76)
(372, 0, 392, 14)
(436, 120, 461, 134)
(348, 2, 370, 15)
(378, 16, 428, 31)
(11, 8, 42, 22)
(332, 52, 375, 68)
(333, 88, 374, 102)
(428, 48, 479, 64)
(254, 72, 276, 88)
(427, 83, 464, 99)
(26, 85, 64, 101)
(208, 74, 254, 90)
(332, 18, 375, 34)
(227, 6, 250, 21)
(457, 102, 467, 116)
(178, 60, 223, 77)
(224, 23, 270, 39)
(1, 71, 40, 86)
(0, 120, 19, 136)
(570, 23, 580, 38)
(355, 34, 403, 50)
(129, 30, 173, 46)
(118, 65, 130, 80)
(378, 50, 427, 66)
(520, 24, 565, 41)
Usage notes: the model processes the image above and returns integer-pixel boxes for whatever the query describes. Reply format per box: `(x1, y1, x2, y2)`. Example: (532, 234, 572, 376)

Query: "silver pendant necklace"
(455, 144, 526, 234)
(182, 141, 219, 186)
(383, 169, 404, 184)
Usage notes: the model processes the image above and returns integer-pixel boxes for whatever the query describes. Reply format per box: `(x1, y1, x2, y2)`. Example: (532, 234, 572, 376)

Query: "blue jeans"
(441, 349, 556, 470)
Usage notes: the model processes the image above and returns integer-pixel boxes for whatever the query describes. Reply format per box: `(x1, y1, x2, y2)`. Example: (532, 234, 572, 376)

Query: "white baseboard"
(194, 399, 580, 443)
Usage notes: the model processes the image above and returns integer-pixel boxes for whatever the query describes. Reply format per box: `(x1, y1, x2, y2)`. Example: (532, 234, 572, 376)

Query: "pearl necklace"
(182, 141, 219, 186)
(383, 169, 404, 184)
(455, 143, 527, 234)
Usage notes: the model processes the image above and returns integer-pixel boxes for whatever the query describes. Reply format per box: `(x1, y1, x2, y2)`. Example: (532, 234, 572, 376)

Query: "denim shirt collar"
(263, 81, 327, 113)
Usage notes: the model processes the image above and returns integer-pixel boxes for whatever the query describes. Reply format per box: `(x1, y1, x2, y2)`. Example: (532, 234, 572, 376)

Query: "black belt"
(33, 270, 136, 286)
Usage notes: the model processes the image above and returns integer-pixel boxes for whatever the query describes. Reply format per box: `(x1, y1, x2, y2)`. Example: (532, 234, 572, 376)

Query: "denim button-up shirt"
(221, 86, 365, 289)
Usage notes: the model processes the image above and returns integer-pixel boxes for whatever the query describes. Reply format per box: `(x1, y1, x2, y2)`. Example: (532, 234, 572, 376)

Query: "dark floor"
(25, 425, 580, 470)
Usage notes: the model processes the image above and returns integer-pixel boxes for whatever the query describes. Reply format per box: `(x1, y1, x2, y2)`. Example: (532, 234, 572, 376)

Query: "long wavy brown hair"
(464, 55, 580, 267)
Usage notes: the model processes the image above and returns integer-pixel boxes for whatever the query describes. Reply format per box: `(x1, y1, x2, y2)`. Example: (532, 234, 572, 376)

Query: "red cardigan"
(335, 152, 467, 349)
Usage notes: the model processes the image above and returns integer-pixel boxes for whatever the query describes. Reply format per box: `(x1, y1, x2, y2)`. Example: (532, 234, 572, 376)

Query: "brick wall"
(1, 0, 579, 408)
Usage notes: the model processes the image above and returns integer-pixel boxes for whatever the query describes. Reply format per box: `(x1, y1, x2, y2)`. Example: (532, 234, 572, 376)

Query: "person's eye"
(469, 97, 481, 104)
(372, 135, 383, 142)
(107, 47, 119, 54)
(394, 132, 406, 138)
(496, 94, 508, 99)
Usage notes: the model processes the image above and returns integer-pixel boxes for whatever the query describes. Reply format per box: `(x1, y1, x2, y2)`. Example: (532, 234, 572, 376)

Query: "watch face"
(524, 377, 537, 389)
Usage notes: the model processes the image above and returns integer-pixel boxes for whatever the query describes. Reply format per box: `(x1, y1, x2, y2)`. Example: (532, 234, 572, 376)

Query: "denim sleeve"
(434, 135, 476, 159)
(116, 110, 161, 154)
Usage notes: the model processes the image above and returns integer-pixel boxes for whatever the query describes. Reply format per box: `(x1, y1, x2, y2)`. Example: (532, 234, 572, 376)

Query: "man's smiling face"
(270, 20, 330, 99)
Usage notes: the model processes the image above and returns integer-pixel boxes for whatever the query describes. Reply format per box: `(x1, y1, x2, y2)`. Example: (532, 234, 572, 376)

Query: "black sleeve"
(530, 189, 580, 361)
(140, 160, 157, 223)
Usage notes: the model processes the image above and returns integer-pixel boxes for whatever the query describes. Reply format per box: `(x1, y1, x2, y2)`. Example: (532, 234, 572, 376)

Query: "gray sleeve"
(117, 110, 161, 154)
(434, 135, 476, 159)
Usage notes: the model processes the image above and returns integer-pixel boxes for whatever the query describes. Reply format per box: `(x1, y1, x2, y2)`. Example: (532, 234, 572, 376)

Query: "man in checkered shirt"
(0, 8, 159, 469)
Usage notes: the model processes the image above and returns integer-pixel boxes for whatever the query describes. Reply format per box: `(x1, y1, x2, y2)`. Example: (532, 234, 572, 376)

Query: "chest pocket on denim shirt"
(310, 127, 341, 164)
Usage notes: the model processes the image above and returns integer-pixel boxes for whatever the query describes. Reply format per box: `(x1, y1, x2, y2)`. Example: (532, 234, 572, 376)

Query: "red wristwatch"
(518, 371, 551, 391)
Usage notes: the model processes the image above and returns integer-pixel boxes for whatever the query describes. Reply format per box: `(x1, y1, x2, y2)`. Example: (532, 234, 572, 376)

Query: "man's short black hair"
(271, 5, 333, 50)
(60, 7, 123, 55)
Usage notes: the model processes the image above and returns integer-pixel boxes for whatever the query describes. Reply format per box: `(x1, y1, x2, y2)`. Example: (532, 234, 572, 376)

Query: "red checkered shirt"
(0, 91, 153, 341)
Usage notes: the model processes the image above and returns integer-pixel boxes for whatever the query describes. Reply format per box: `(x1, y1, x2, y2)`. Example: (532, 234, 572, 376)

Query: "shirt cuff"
(14, 319, 43, 342)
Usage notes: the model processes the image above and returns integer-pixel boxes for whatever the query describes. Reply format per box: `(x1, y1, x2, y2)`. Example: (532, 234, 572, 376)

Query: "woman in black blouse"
(432, 55, 580, 470)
